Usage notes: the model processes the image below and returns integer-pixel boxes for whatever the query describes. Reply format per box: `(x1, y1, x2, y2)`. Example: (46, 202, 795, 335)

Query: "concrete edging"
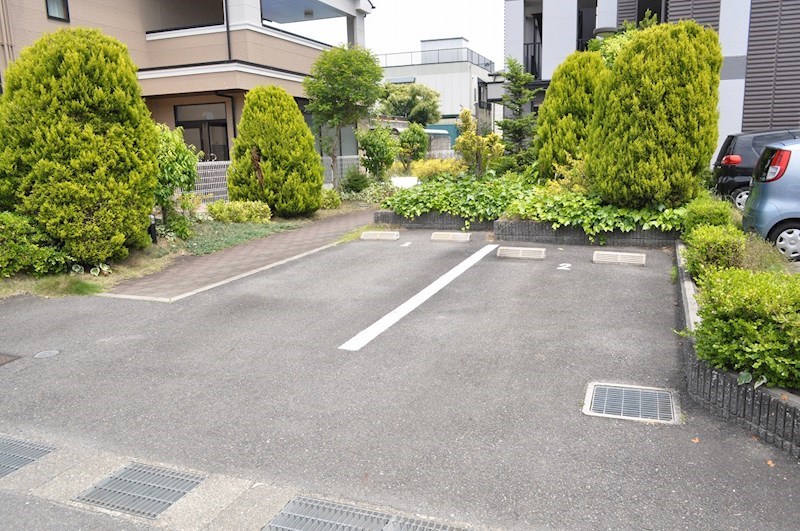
(675, 241, 800, 457)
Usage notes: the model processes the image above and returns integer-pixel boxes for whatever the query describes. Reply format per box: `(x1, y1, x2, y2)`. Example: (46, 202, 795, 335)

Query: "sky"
(277, 0, 506, 69)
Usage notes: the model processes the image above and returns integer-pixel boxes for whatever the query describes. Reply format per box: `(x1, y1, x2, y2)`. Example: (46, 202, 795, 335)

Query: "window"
(46, 0, 69, 21)
(175, 103, 230, 162)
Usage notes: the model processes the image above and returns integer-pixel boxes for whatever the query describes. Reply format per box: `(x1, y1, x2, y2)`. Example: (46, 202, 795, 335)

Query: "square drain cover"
(0, 354, 18, 367)
(75, 462, 205, 519)
(265, 496, 466, 531)
(0, 436, 56, 480)
(583, 382, 679, 424)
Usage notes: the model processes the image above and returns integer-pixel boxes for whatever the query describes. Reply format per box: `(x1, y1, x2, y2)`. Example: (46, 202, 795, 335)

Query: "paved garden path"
(104, 209, 375, 302)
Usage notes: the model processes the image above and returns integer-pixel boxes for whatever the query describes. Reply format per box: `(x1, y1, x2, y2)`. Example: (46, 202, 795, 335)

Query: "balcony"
(523, 42, 542, 80)
(376, 47, 494, 72)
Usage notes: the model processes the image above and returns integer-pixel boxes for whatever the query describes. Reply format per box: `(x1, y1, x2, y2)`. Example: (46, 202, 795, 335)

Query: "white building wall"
(716, 0, 752, 155)
(596, 0, 619, 28)
(504, 0, 525, 64)
(541, 0, 577, 80)
(382, 63, 473, 120)
(225, 0, 260, 25)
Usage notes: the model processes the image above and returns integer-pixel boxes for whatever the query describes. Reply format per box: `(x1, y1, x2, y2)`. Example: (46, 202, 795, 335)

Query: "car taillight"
(721, 154, 742, 165)
(765, 149, 791, 181)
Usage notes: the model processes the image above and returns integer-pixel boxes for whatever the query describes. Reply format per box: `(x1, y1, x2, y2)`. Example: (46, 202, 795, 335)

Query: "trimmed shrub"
(0, 212, 69, 277)
(341, 181, 398, 204)
(534, 51, 608, 180)
(355, 126, 398, 179)
(682, 195, 734, 235)
(228, 86, 323, 217)
(695, 268, 800, 389)
(207, 201, 272, 223)
(683, 224, 746, 279)
(0, 28, 159, 263)
(410, 158, 468, 180)
(398, 123, 429, 172)
(320, 188, 342, 209)
(341, 166, 371, 193)
(585, 21, 722, 208)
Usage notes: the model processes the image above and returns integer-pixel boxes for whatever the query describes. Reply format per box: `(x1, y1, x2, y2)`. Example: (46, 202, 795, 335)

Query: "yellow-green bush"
(410, 158, 467, 180)
(683, 224, 746, 279)
(0, 212, 69, 277)
(585, 21, 722, 208)
(320, 188, 342, 209)
(682, 195, 734, 235)
(207, 201, 272, 223)
(228, 86, 323, 217)
(0, 28, 158, 263)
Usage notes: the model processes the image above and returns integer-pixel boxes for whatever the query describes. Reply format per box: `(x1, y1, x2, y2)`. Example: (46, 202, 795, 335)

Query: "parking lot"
(1, 230, 799, 530)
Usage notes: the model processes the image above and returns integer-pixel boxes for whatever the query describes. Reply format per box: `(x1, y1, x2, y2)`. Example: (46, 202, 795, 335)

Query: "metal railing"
(376, 47, 494, 72)
(523, 42, 541, 80)
(195, 161, 231, 203)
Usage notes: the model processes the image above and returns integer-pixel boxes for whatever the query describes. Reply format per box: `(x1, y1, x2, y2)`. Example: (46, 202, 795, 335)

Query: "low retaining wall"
(373, 210, 494, 231)
(676, 241, 800, 458)
(374, 211, 679, 247)
(494, 219, 679, 247)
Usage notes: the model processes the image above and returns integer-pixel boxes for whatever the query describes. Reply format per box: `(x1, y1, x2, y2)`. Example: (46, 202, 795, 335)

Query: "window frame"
(45, 0, 70, 22)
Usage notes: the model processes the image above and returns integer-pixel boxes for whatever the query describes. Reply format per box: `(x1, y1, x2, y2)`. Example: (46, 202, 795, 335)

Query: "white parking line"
(339, 244, 499, 351)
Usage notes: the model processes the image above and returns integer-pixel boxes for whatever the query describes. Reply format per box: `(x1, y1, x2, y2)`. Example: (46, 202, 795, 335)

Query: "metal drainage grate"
(0, 436, 56, 480)
(0, 354, 18, 367)
(592, 251, 646, 266)
(361, 231, 400, 241)
(265, 496, 467, 531)
(75, 462, 205, 519)
(430, 232, 471, 243)
(583, 382, 679, 424)
(496, 246, 546, 260)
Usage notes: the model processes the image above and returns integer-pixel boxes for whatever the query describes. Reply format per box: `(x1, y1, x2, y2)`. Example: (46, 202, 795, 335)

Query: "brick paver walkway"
(105, 210, 375, 301)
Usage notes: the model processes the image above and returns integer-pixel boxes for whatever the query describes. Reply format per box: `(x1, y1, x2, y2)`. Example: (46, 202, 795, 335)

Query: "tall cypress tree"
(228, 86, 323, 217)
(0, 28, 158, 263)
(585, 21, 722, 208)
(534, 51, 608, 180)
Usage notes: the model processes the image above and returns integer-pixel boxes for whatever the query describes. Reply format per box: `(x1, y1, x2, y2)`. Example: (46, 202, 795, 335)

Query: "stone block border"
(676, 241, 800, 458)
(373, 210, 493, 231)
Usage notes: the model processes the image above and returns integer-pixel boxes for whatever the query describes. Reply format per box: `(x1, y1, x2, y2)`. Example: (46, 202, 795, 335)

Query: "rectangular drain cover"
(583, 382, 679, 424)
(430, 232, 471, 243)
(0, 436, 56, 480)
(76, 462, 205, 519)
(361, 231, 400, 241)
(496, 246, 546, 260)
(592, 251, 646, 266)
(0, 354, 18, 367)
(265, 496, 466, 531)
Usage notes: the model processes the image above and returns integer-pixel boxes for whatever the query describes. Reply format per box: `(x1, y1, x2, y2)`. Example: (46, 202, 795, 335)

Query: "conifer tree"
(228, 86, 323, 217)
(496, 58, 537, 158)
(534, 51, 608, 180)
(585, 21, 722, 208)
(0, 28, 158, 263)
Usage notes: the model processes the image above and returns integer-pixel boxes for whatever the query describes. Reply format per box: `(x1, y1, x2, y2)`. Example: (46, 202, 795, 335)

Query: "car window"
(715, 135, 735, 165)
(753, 147, 778, 182)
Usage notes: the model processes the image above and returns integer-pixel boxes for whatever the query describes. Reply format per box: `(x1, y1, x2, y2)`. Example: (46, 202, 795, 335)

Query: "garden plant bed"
(373, 210, 494, 231)
(676, 242, 800, 457)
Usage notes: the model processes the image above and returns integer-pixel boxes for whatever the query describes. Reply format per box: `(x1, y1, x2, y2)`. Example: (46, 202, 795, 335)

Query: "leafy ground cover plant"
(382, 173, 528, 222)
(341, 182, 398, 204)
(695, 268, 800, 389)
(505, 182, 685, 239)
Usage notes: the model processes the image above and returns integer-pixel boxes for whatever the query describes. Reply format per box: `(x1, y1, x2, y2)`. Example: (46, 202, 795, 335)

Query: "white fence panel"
(196, 161, 231, 203)
(428, 150, 457, 159)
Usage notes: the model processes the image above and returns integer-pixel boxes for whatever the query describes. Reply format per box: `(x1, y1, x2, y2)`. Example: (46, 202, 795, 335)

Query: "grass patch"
(32, 276, 103, 297)
(338, 223, 400, 243)
(180, 220, 302, 255)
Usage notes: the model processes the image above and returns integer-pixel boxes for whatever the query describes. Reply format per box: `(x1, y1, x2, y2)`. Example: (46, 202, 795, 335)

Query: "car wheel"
(768, 222, 800, 261)
(731, 188, 750, 210)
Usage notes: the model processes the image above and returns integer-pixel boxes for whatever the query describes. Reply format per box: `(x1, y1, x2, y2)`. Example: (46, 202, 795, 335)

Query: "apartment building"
(0, 0, 372, 160)
(378, 37, 497, 144)
(501, 0, 800, 151)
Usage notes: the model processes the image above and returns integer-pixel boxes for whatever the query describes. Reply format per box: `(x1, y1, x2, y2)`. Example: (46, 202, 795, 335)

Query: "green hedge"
(320, 188, 342, 210)
(695, 268, 800, 389)
(683, 224, 746, 279)
(207, 201, 272, 223)
(682, 195, 734, 235)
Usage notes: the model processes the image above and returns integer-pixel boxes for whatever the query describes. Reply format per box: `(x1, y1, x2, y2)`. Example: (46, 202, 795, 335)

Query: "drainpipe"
(223, 0, 232, 61)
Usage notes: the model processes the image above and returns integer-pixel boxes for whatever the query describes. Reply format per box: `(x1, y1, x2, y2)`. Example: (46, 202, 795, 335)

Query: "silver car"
(742, 138, 800, 261)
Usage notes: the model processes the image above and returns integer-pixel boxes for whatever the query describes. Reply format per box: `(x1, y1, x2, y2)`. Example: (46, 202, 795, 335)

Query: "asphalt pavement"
(1, 230, 798, 530)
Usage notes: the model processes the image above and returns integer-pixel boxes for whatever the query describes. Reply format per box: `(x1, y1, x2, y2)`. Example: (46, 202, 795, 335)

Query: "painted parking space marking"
(339, 244, 498, 351)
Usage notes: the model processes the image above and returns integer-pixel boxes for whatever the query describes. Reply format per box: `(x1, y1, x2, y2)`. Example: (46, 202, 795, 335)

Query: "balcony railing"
(377, 47, 494, 72)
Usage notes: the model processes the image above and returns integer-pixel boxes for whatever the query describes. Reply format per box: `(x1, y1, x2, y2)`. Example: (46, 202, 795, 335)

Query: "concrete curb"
(675, 241, 800, 458)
